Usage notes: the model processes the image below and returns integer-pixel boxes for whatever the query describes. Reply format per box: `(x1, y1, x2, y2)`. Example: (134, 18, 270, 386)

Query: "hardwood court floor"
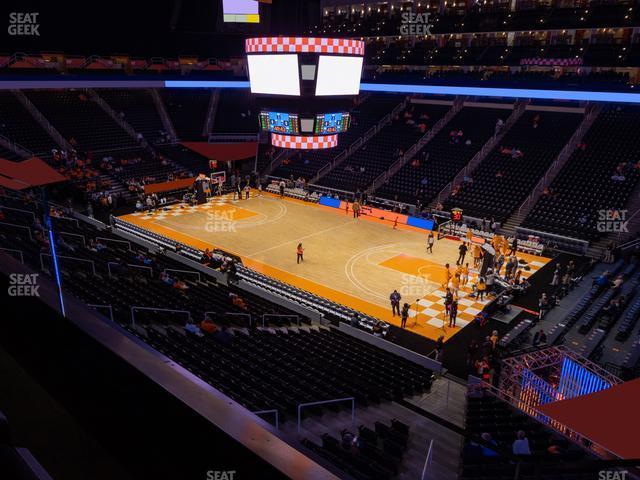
(119, 192, 550, 341)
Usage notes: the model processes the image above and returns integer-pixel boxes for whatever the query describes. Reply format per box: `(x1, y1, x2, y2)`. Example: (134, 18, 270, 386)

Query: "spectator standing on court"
(449, 299, 458, 328)
(457, 242, 468, 265)
(401, 303, 410, 328)
(296, 243, 304, 264)
(390, 290, 402, 316)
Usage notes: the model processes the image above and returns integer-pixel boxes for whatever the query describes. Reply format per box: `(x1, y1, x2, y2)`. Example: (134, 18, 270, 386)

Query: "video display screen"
(314, 113, 351, 134)
(259, 111, 300, 134)
(223, 0, 260, 23)
(247, 54, 300, 96)
(315, 56, 363, 96)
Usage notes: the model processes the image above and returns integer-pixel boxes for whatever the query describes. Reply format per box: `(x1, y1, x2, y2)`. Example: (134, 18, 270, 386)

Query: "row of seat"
(443, 110, 582, 223)
(524, 106, 640, 240)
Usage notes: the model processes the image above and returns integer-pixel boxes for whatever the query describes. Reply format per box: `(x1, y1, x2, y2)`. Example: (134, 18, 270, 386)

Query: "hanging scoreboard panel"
(259, 111, 300, 134)
(314, 112, 350, 135)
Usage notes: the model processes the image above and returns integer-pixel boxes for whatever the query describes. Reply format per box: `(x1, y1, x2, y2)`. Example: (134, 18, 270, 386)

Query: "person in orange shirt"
(297, 243, 304, 264)
(461, 263, 470, 287)
(491, 234, 502, 253)
(501, 236, 510, 255)
(450, 273, 461, 296)
(200, 319, 217, 334)
(466, 228, 473, 243)
(473, 244, 483, 269)
(442, 263, 452, 288)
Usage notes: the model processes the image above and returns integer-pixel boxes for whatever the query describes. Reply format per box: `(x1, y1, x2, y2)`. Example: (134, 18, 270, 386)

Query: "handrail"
(370, 95, 464, 193)
(0, 247, 24, 264)
(434, 98, 527, 206)
(163, 268, 201, 282)
(87, 304, 114, 322)
(11, 90, 73, 151)
(0, 205, 36, 221)
(96, 237, 133, 251)
(420, 439, 435, 480)
(307, 183, 355, 198)
(297, 397, 355, 434)
(221, 312, 253, 328)
(253, 409, 280, 430)
(107, 262, 153, 277)
(0, 221, 33, 240)
(149, 88, 178, 141)
(47, 230, 86, 247)
(515, 226, 589, 254)
(130, 306, 191, 326)
(470, 379, 619, 459)
(40, 253, 96, 275)
(262, 313, 300, 327)
(0, 133, 33, 159)
(203, 88, 220, 136)
(51, 216, 79, 227)
(517, 103, 601, 217)
(88, 89, 146, 147)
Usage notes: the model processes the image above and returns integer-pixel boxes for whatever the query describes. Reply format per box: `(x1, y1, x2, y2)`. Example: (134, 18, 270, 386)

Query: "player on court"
(296, 243, 304, 264)
(442, 263, 452, 289)
(427, 232, 435, 253)
(352, 200, 361, 219)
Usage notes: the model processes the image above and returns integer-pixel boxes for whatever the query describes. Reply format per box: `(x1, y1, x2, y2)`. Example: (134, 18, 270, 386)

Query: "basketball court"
(119, 192, 551, 342)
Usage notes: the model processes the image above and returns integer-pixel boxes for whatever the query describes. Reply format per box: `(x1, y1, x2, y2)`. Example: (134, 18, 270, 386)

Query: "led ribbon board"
(271, 133, 338, 149)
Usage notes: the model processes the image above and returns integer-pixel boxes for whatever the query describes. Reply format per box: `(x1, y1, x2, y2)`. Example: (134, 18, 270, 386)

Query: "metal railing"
(470, 379, 619, 460)
(11, 90, 73, 150)
(0, 221, 33, 240)
(130, 306, 191, 326)
(204, 311, 252, 328)
(253, 409, 280, 430)
(434, 98, 528, 206)
(515, 226, 589, 255)
(163, 268, 201, 282)
(107, 262, 153, 277)
(517, 103, 601, 216)
(203, 88, 220, 136)
(307, 183, 356, 200)
(262, 314, 300, 327)
(0, 205, 36, 221)
(0, 247, 24, 264)
(96, 237, 133, 251)
(0, 133, 33, 159)
(149, 88, 178, 141)
(297, 397, 355, 434)
(40, 253, 96, 275)
(88, 89, 147, 148)
(49, 230, 86, 247)
(370, 96, 465, 192)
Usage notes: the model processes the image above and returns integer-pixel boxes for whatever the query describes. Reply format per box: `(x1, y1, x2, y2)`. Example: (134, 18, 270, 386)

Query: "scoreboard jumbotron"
(246, 37, 364, 149)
